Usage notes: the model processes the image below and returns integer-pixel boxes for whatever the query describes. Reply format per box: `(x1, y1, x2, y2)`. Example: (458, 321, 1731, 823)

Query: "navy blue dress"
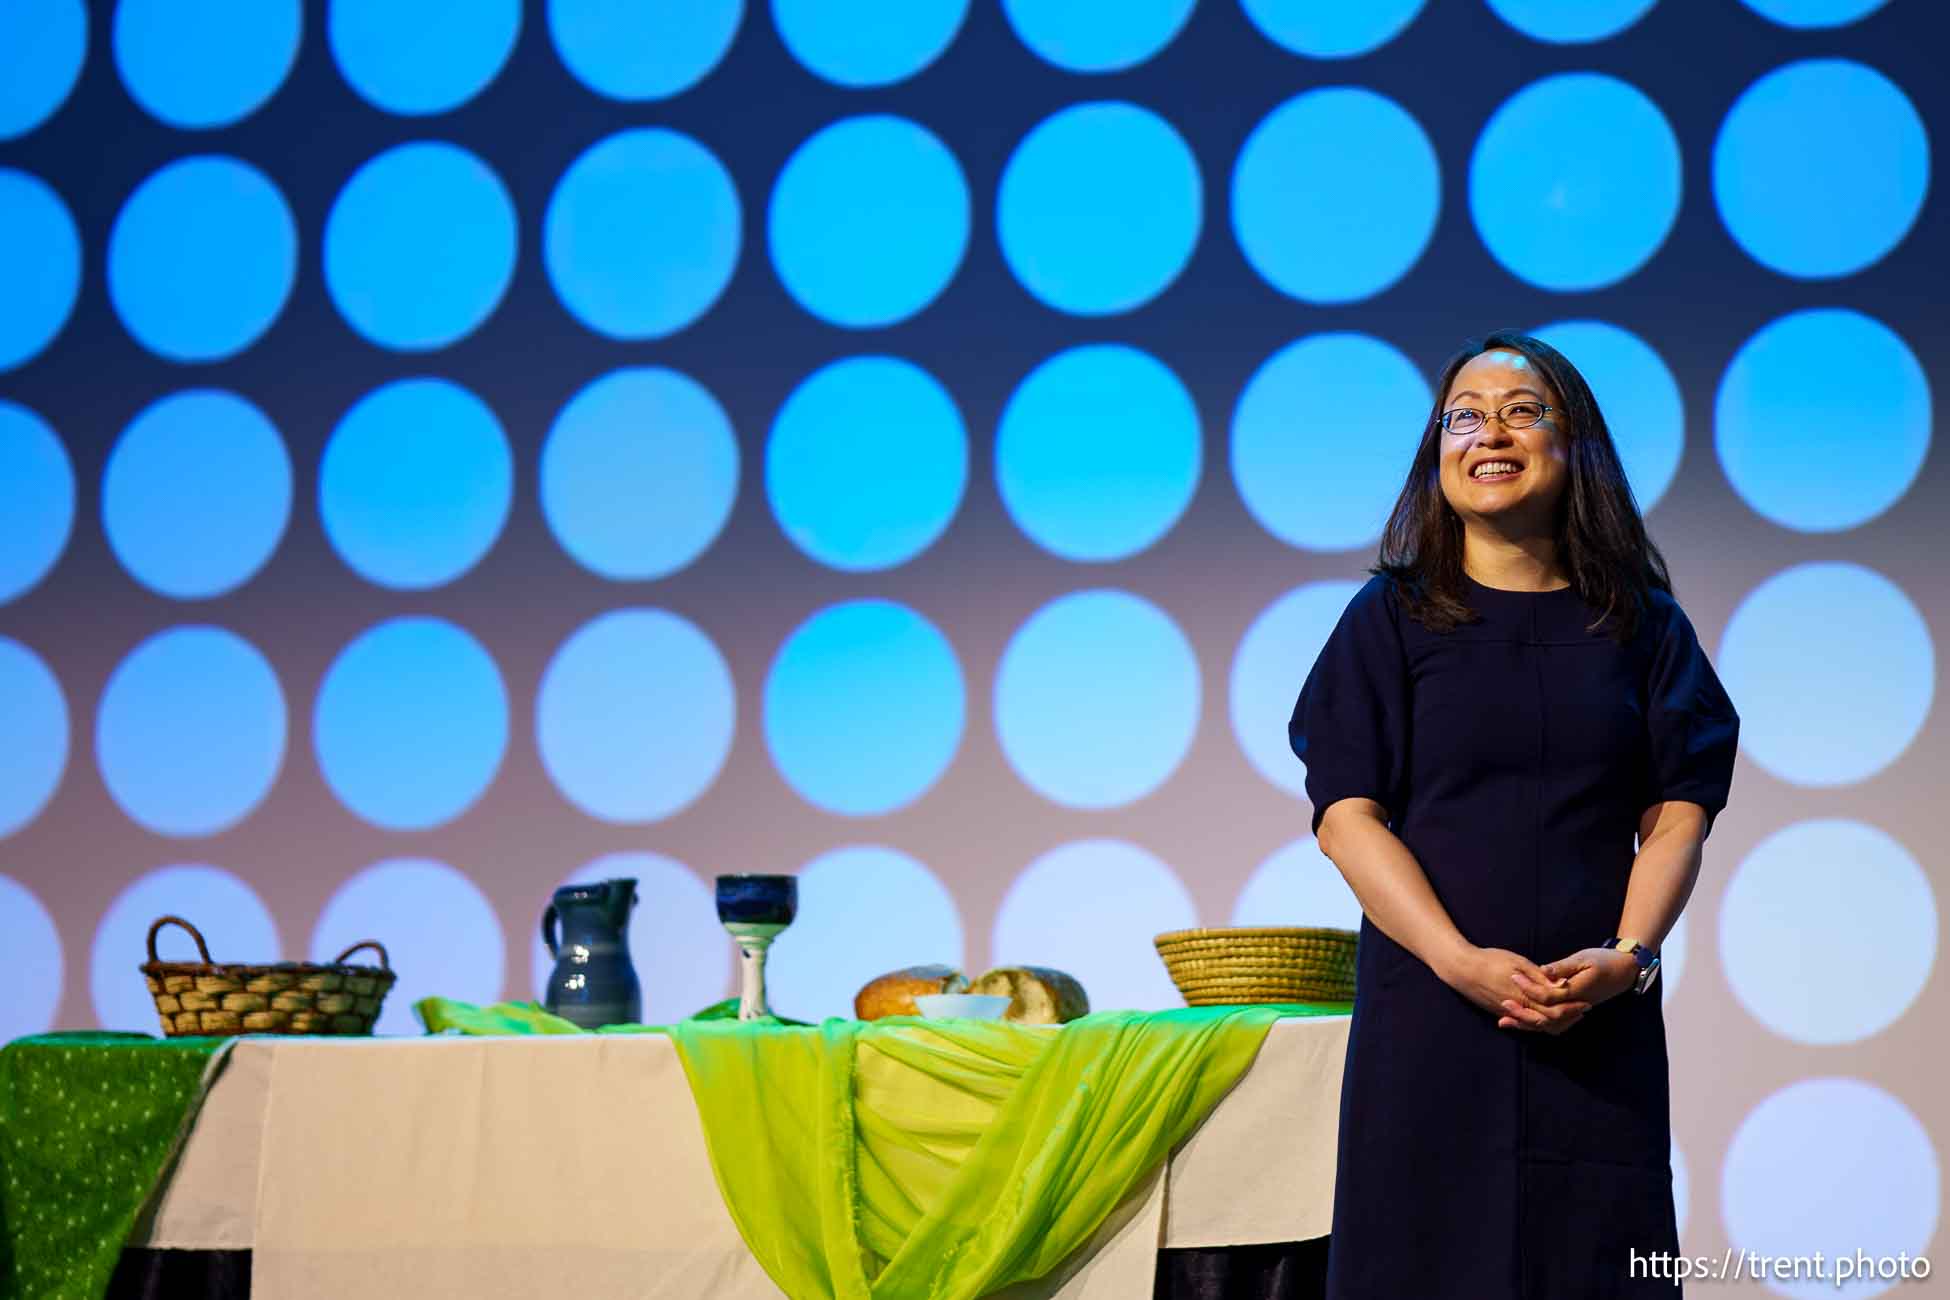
(1289, 571, 1739, 1300)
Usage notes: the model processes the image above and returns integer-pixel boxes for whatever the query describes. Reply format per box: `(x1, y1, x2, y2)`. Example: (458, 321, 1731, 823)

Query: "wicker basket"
(1154, 926, 1358, 1006)
(140, 915, 396, 1037)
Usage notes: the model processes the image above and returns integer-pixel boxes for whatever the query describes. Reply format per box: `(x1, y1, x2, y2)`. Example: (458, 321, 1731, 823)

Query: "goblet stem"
(725, 921, 786, 1020)
(736, 935, 771, 1020)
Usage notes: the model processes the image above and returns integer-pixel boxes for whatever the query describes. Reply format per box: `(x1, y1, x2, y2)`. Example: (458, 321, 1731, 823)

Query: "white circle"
(994, 589, 1199, 809)
(0, 875, 62, 1040)
(1719, 563, 1933, 786)
(1230, 580, 1366, 797)
(529, 852, 731, 1023)
(540, 367, 740, 581)
(536, 610, 735, 823)
(1661, 912, 1688, 1000)
(92, 863, 279, 1032)
(1231, 837, 1362, 930)
(993, 839, 1196, 1012)
(312, 859, 504, 1035)
(1722, 1078, 1938, 1299)
(766, 845, 963, 1023)
(1672, 1137, 1690, 1240)
(1720, 819, 1934, 1045)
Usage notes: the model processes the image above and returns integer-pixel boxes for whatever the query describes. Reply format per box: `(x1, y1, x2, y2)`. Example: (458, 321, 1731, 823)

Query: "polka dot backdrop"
(0, 0, 1941, 1273)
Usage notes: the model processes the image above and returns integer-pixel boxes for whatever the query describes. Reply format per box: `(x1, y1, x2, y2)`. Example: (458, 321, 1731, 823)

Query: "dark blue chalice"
(715, 875, 797, 1020)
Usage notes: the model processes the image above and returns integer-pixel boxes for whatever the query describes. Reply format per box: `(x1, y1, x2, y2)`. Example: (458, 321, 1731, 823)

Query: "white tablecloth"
(130, 1015, 1350, 1298)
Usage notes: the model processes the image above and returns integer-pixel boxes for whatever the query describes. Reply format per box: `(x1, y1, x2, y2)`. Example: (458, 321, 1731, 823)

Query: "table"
(115, 1014, 1348, 1298)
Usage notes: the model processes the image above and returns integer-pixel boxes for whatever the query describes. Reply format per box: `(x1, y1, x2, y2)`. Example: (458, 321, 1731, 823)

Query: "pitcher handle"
(541, 903, 559, 959)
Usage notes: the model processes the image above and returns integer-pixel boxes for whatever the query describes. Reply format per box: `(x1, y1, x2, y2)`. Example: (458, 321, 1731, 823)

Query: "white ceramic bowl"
(913, 993, 1011, 1021)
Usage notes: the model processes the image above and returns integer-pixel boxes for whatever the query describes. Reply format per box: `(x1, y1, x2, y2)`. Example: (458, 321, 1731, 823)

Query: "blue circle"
(1231, 581, 1364, 798)
(548, 0, 743, 100)
(765, 600, 965, 816)
(321, 379, 513, 589)
(995, 589, 1198, 808)
(996, 344, 1200, 562)
(0, 0, 86, 139)
(542, 367, 740, 580)
(1001, 0, 1194, 72)
(0, 401, 74, 603)
(768, 356, 967, 570)
(1715, 60, 1926, 279)
(1232, 333, 1428, 550)
(775, 0, 968, 86)
(97, 627, 287, 836)
(547, 128, 741, 340)
(315, 618, 507, 830)
(331, 0, 522, 115)
(0, 876, 61, 1038)
(998, 102, 1201, 316)
(538, 610, 735, 822)
(105, 391, 291, 600)
(1739, 0, 1891, 27)
(1719, 563, 1933, 786)
(1532, 319, 1685, 512)
(109, 156, 297, 362)
(1471, 73, 1680, 291)
(1233, 88, 1438, 304)
(114, 0, 299, 129)
(0, 639, 67, 838)
(0, 169, 81, 371)
(1239, 0, 1426, 58)
(1717, 310, 1928, 533)
(1484, 0, 1658, 42)
(325, 142, 517, 351)
(770, 115, 968, 328)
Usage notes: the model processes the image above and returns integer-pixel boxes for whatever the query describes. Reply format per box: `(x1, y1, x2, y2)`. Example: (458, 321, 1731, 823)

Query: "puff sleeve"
(1289, 575, 1412, 840)
(1643, 597, 1740, 840)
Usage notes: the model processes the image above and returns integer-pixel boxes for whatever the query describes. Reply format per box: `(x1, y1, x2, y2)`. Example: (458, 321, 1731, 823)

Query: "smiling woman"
(1289, 329, 1741, 1298)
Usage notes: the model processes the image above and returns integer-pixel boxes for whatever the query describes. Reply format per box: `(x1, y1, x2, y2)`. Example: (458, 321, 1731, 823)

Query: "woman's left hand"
(1498, 948, 1638, 1032)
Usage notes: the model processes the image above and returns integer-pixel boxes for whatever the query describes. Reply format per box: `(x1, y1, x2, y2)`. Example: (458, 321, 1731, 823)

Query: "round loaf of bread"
(966, 966, 1089, 1024)
(853, 964, 967, 1020)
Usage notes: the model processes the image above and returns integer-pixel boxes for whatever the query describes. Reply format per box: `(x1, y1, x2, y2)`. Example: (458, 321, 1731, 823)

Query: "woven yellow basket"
(140, 915, 396, 1037)
(1154, 926, 1358, 1006)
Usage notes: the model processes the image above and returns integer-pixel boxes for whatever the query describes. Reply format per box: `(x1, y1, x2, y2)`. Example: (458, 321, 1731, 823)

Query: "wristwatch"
(1603, 937, 1661, 994)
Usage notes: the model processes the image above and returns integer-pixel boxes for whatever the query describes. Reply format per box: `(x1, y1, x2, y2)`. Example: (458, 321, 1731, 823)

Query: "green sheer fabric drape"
(417, 998, 1349, 1299)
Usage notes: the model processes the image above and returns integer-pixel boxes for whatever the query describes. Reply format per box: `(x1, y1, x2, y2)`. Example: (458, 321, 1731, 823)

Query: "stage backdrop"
(1, 0, 1942, 1284)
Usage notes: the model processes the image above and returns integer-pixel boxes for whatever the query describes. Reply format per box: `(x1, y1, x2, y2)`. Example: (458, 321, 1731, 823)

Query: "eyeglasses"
(1438, 401, 1552, 436)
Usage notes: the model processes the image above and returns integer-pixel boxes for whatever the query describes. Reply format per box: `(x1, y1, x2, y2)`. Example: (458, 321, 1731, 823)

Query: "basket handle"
(147, 915, 213, 965)
(331, 940, 390, 970)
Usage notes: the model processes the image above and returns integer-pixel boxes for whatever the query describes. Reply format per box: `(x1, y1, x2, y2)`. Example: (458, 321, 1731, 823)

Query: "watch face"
(1636, 956, 1661, 994)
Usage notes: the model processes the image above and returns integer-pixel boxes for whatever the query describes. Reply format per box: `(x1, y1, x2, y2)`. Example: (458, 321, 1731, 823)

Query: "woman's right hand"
(1440, 945, 1590, 1033)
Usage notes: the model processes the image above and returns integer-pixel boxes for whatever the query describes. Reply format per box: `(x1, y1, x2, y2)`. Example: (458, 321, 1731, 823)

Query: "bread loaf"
(966, 966, 1089, 1024)
(854, 964, 967, 1020)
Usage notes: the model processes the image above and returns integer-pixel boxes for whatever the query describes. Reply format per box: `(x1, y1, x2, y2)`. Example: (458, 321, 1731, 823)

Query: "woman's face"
(1437, 348, 1570, 533)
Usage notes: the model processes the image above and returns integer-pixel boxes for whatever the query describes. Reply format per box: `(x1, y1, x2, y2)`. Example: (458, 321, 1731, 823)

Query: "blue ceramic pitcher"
(541, 878, 641, 1029)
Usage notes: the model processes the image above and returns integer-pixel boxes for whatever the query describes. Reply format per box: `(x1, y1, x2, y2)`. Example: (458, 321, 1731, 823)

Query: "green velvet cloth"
(0, 1032, 230, 1300)
(417, 998, 1351, 1300)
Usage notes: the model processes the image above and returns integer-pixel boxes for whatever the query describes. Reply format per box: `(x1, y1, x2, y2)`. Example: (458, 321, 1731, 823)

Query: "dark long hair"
(1370, 328, 1672, 644)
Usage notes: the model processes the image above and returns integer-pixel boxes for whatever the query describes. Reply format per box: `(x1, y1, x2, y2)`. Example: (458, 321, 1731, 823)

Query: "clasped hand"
(1444, 945, 1639, 1035)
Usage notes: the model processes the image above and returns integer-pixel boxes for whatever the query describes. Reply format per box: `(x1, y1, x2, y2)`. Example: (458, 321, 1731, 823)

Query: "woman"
(1289, 330, 1739, 1299)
